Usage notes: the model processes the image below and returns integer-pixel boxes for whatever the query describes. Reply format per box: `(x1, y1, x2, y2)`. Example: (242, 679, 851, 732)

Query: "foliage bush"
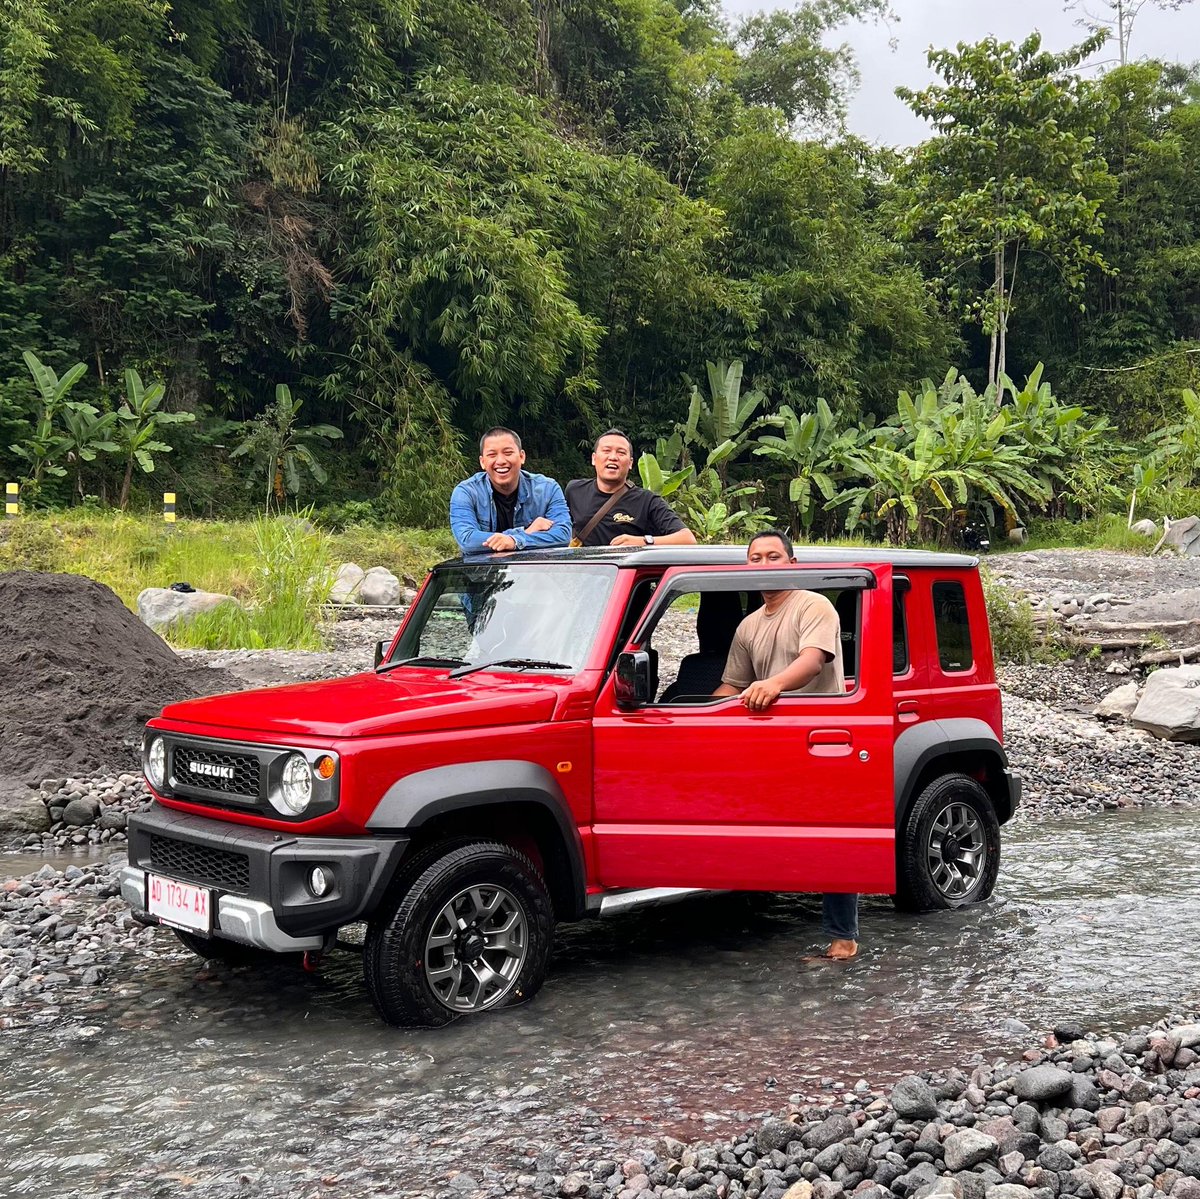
(981, 567, 1066, 665)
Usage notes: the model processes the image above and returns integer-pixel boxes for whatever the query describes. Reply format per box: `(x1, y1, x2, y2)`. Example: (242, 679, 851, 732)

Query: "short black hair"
(593, 428, 633, 454)
(748, 529, 794, 557)
(479, 426, 522, 452)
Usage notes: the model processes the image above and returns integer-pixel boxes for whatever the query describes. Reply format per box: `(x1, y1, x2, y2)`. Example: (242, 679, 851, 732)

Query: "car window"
(893, 587, 910, 675)
(932, 580, 973, 672)
(642, 584, 852, 705)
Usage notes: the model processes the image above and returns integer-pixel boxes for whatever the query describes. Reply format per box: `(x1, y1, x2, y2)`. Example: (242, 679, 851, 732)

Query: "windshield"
(389, 563, 617, 676)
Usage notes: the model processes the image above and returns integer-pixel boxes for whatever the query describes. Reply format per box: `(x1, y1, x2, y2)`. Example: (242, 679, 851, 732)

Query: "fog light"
(308, 865, 333, 897)
(145, 736, 166, 790)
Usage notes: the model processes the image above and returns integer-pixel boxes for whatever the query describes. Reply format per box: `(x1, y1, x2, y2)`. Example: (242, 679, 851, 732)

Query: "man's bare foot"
(826, 938, 858, 960)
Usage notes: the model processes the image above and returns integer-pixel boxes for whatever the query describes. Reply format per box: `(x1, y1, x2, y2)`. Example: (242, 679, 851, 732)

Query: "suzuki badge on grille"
(190, 761, 235, 781)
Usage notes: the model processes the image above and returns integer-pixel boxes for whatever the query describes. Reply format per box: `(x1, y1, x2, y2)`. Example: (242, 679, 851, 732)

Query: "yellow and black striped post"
(163, 492, 176, 523)
(5, 483, 17, 519)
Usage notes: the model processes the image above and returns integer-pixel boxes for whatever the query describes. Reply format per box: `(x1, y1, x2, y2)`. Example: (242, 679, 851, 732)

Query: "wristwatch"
(644, 535, 655, 545)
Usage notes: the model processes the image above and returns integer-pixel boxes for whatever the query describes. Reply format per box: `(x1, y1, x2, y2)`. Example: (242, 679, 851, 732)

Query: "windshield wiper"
(448, 657, 573, 679)
(376, 655, 466, 674)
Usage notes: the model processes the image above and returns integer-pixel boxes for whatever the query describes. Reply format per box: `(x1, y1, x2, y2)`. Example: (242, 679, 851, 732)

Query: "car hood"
(155, 670, 561, 739)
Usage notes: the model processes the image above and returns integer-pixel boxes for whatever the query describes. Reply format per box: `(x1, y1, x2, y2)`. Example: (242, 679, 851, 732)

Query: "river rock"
(1132, 519, 1159, 537)
(803, 1114, 854, 1151)
(359, 566, 402, 606)
(1162, 515, 1200, 556)
(62, 796, 100, 826)
(758, 1118, 799, 1154)
(986, 1188, 1033, 1199)
(945, 1129, 999, 1171)
(1131, 665, 1200, 741)
(330, 563, 365, 603)
(1094, 683, 1140, 721)
(1013, 1065, 1074, 1103)
(893, 1076, 940, 1120)
(136, 586, 240, 632)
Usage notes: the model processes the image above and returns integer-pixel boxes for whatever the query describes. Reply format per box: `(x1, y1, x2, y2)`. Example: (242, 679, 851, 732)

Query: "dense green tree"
(896, 34, 1115, 389)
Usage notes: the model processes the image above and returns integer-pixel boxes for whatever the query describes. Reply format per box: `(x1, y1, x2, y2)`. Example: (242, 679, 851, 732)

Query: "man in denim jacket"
(449, 427, 572, 553)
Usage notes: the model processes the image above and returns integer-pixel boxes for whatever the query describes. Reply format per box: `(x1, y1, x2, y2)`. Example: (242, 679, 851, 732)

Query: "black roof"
(443, 545, 979, 569)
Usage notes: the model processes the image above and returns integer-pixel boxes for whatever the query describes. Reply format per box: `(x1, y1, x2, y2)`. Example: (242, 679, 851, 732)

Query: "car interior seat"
(658, 590, 747, 703)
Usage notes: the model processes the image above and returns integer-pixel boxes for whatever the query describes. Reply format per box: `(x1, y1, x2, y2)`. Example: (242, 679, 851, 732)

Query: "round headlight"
(145, 736, 166, 790)
(279, 753, 313, 814)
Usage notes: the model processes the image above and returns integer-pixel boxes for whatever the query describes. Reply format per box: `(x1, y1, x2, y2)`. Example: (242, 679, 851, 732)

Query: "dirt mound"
(0, 571, 239, 791)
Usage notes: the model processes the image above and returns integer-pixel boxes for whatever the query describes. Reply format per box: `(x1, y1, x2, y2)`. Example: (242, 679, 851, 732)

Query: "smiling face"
(592, 434, 633, 490)
(480, 434, 525, 494)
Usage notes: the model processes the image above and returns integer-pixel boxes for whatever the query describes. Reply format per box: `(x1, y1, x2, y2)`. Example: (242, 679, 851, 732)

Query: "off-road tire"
(172, 927, 272, 965)
(893, 773, 1001, 912)
(364, 841, 554, 1028)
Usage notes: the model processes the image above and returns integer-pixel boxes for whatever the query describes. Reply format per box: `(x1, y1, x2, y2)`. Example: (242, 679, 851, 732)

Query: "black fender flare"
(366, 760, 587, 918)
(894, 718, 1018, 825)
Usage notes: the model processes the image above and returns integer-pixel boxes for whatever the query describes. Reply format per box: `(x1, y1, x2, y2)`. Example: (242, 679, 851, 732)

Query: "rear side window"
(893, 589, 909, 675)
(932, 581, 973, 672)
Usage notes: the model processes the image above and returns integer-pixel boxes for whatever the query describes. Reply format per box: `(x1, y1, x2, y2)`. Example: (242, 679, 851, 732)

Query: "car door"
(590, 564, 895, 894)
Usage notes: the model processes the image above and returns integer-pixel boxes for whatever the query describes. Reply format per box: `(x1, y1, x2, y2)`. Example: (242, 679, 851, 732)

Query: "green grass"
(0, 511, 456, 649)
(1005, 512, 1156, 554)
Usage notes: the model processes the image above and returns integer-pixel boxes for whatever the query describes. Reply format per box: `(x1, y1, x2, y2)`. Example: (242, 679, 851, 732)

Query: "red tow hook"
(302, 950, 323, 973)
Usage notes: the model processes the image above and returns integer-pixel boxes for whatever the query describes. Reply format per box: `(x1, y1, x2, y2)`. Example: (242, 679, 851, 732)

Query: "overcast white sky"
(721, 0, 1200, 146)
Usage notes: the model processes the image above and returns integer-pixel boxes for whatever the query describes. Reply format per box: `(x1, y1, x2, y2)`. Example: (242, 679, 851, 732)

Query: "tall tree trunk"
(120, 456, 134, 510)
(989, 242, 1002, 392)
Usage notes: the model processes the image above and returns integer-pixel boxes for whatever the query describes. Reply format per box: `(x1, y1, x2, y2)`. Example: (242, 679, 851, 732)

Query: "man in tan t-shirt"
(713, 532, 844, 710)
(712, 529, 857, 960)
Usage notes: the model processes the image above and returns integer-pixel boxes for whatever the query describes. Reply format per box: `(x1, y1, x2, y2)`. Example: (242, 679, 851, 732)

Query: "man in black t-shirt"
(565, 429, 698, 547)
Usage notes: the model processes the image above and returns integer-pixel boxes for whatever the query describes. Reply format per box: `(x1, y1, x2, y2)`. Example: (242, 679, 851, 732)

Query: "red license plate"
(147, 873, 212, 933)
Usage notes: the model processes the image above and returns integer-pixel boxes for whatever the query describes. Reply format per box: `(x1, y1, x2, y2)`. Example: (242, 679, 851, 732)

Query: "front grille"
(173, 748, 260, 799)
(148, 834, 251, 892)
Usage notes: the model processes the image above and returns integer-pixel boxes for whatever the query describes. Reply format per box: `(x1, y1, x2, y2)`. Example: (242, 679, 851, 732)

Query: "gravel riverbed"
(2, 550, 1200, 1197)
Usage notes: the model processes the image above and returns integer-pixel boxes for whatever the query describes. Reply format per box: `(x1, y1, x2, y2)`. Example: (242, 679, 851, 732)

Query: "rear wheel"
(364, 841, 554, 1028)
(894, 773, 1000, 912)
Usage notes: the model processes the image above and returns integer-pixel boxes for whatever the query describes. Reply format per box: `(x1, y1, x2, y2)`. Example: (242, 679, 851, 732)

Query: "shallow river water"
(3, 806, 1199, 1199)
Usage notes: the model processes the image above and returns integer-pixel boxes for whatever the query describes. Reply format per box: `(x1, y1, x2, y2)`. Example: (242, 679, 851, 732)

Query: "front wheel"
(894, 773, 1001, 912)
(364, 841, 554, 1028)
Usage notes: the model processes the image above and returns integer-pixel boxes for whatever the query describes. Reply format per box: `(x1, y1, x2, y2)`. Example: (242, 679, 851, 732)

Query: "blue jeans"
(822, 893, 859, 941)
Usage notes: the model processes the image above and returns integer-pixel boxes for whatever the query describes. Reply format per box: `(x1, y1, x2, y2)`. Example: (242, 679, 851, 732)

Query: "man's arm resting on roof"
(739, 646, 830, 712)
(449, 484, 492, 552)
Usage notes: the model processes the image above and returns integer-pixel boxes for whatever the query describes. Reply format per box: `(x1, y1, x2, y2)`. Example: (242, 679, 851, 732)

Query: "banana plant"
(59, 402, 119, 501)
(231, 384, 343, 513)
(115, 369, 196, 510)
(753, 397, 875, 533)
(680, 359, 779, 483)
(9, 351, 88, 487)
(637, 451, 693, 497)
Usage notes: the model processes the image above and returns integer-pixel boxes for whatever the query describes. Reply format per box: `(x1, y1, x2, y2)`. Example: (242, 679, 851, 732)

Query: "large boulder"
(1162, 515, 1200, 556)
(1131, 664, 1200, 741)
(1131, 518, 1159, 537)
(329, 563, 365, 604)
(1094, 682, 1139, 722)
(359, 566, 402, 606)
(137, 586, 240, 632)
(0, 784, 51, 834)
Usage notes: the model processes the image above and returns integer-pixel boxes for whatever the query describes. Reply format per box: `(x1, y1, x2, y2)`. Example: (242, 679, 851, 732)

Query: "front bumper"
(124, 805, 408, 952)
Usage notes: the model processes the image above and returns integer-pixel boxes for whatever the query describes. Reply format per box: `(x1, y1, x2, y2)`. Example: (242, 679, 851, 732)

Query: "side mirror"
(374, 639, 389, 669)
(615, 650, 652, 708)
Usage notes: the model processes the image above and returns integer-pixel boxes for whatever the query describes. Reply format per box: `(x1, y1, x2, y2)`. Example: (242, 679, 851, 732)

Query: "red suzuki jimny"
(121, 546, 1020, 1026)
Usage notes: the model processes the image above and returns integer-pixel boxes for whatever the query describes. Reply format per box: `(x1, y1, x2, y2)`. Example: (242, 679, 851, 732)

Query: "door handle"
(808, 729, 852, 757)
(897, 700, 920, 724)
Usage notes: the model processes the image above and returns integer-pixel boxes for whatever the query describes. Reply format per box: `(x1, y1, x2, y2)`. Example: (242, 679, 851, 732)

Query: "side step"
(588, 887, 714, 917)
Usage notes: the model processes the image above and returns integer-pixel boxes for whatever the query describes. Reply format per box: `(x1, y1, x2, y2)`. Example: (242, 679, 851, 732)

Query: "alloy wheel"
(424, 884, 529, 1012)
(926, 800, 986, 899)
